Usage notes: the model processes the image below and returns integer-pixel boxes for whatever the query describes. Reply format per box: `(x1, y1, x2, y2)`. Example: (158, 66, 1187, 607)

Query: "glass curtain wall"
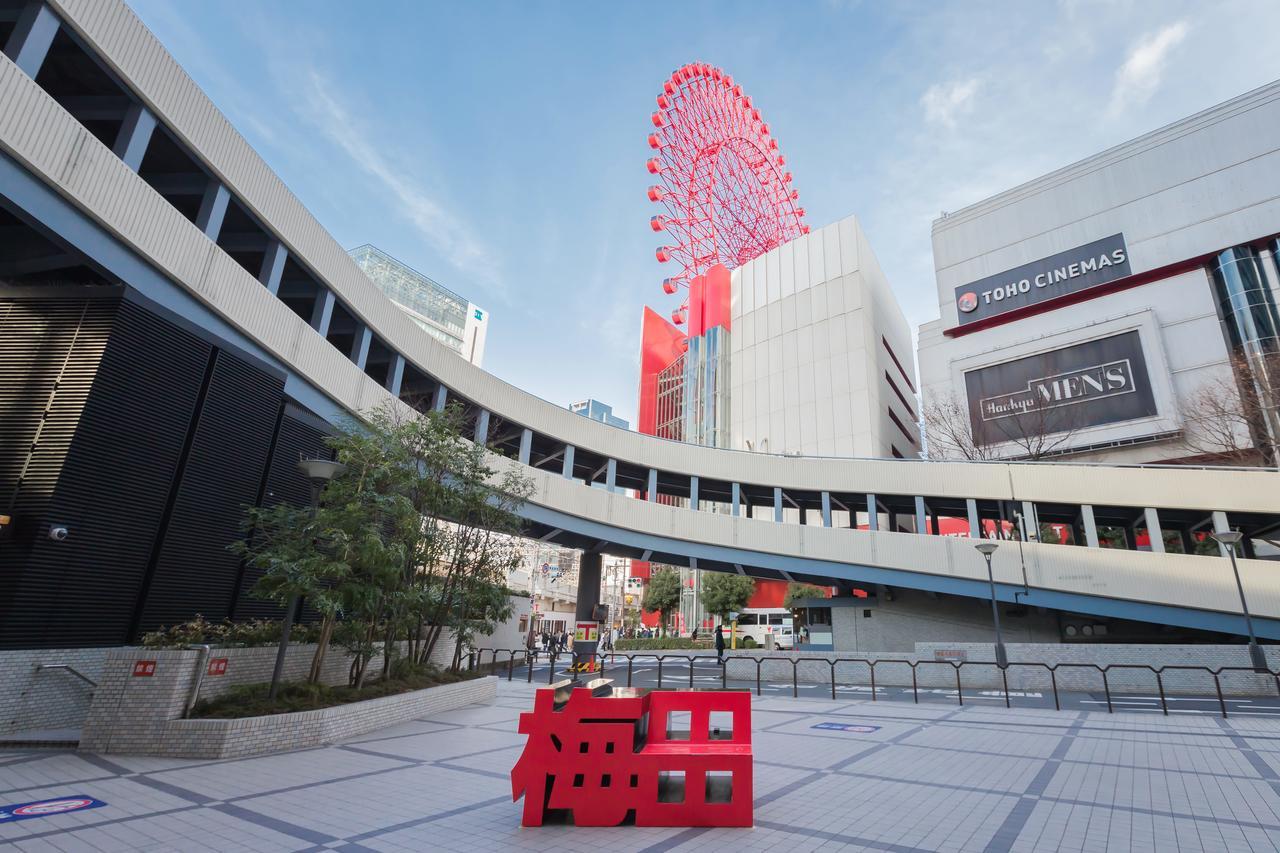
(1209, 244, 1280, 459)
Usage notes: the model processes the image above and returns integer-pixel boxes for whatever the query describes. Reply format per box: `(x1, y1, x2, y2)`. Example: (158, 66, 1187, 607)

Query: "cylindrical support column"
(518, 428, 533, 465)
(474, 410, 490, 446)
(432, 384, 448, 413)
(574, 551, 603, 680)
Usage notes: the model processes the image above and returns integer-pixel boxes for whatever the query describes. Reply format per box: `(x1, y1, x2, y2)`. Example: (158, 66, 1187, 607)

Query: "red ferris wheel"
(647, 62, 809, 326)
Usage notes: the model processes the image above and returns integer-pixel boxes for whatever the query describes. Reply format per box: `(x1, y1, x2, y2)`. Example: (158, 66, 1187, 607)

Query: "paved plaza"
(4, 679, 1280, 852)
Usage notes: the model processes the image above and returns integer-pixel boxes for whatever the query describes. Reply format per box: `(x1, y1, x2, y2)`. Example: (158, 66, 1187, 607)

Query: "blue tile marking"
(0, 796, 107, 823)
(812, 721, 882, 733)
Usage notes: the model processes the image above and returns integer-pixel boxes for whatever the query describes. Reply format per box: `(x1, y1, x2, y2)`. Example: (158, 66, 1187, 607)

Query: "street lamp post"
(1211, 530, 1269, 672)
(974, 541, 1008, 668)
(268, 458, 346, 700)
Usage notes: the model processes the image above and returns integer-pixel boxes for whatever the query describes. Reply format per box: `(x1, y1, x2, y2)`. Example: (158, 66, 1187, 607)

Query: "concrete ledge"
(90, 676, 496, 759)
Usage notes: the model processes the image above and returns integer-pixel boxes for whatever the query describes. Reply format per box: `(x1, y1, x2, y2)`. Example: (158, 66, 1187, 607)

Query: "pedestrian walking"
(715, 624, 726, 664)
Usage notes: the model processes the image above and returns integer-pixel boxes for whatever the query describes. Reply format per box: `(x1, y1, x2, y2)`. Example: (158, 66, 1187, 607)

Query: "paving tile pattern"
(4, 681, 1280, 851)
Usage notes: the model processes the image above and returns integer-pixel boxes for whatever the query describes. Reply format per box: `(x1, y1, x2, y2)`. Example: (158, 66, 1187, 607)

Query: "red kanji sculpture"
(512, 682, 753, 827)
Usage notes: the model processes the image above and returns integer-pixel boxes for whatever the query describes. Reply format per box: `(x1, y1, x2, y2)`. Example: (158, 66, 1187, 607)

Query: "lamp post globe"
(974, 541, 1008, 668)
(1211, 530, 1268, 672)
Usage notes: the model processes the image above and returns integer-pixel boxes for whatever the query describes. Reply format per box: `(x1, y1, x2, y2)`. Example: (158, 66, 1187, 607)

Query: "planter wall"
(80, 646, 495, 757)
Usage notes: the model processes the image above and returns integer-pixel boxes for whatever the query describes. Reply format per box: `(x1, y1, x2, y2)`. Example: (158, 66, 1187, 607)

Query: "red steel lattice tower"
(647, 62, 809, 326)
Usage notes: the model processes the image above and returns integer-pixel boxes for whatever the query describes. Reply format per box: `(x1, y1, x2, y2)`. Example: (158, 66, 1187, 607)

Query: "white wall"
(730, 214, 919, 459)
(919, 81, 1280, 463)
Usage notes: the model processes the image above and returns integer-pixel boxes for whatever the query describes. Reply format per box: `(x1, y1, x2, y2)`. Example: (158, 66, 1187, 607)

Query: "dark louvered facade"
(0, 288, 331, 649)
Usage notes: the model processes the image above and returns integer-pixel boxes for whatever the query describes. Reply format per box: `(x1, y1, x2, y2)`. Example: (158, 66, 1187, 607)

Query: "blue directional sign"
(0, 796, 107, 823)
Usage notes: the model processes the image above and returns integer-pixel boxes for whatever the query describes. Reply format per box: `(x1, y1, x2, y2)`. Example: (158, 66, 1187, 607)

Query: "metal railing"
(465, 648, 1280, 719)
(33, 663, 98, 689)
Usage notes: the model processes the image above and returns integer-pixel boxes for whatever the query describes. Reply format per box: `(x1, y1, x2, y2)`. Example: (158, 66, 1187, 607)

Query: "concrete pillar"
(605, 459, 617, 492)
(474, 409, 490, 446)
(575, 551, 602, 622)
(309, 289, 335, 337)
(865, 494, 878, 531)
(1021, 501, 1038, 541)
(1143, 507, 1165, 553)
(259, 239, 287, 295)
(689, 476, 699, 511)
(112, 103, 156, 172)
(384, 354, 404, 397)
(518, 428, 532, 465)
(3, 2, 59, 78)
(195, 181, 230, 240)
(562, 445, 575, 479)
(1081, 505, 1100, 548)
(914, 496, 927, 535)
(1179, 526, 1194, 555)
(1213, 511, 1232, 557)
(731, 483, 741, 517)
(966, 498, 980, 538)
(773, 487, 783, 523)
(431, 384, 447, 413)
(647, 469, 657, 501)
(350, 325, 371, 370)
(821, 492, 832, 528)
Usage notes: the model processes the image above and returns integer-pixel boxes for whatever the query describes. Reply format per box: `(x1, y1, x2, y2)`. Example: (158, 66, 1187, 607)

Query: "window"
(737, 613, 758, 625)
(767, 614, 785, 625)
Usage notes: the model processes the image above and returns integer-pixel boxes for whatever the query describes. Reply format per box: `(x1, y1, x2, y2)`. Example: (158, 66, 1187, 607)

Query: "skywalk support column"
(731, 483, 741, 517)
(573, 551, 603, 680)
(966, 499, 980, 537)
(112, 104, 156, 172)
(1144, 508, 1165, 553)
(865, 494, 878, 531)
(821, 492, 832, 528)
(773, 487, 783, 523)
(3, 1, 59, 77)
(1081, 505, 1100, 548)
(259, 239, 287, 295)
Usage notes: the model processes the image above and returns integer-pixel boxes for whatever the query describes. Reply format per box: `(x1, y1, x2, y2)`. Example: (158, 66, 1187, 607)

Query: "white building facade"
(730, 214, 920, 459)
(919, 81, 1280, 465)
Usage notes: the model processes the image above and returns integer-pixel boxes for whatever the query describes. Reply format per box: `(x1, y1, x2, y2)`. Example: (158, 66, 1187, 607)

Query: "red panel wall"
(636, 307, 686, 438)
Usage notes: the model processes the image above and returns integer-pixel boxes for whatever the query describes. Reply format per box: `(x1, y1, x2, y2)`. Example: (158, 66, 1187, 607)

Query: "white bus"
(725, 608, 794, 649)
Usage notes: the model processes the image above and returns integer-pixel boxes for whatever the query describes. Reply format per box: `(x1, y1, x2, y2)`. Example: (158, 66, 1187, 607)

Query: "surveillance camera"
(48, 526, 69, 542)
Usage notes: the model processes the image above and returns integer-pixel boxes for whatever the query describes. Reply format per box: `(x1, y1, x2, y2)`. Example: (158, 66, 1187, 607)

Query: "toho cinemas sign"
(954, 234, 1131, 326)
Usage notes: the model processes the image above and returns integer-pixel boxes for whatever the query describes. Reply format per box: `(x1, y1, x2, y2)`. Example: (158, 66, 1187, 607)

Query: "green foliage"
(231, 403, 531, 686)
(699, 572, 756, 619)
(614, 637, 712, 651)
(740, 636, 758, 649)
(189, 662, 478, 719)
(641, 568, 682, 635)
(140, 616, 319, 649)
(783, 583, 829, 610)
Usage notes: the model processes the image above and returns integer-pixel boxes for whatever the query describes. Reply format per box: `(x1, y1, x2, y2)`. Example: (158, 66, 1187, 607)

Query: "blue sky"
(129, 0, 1280, 426)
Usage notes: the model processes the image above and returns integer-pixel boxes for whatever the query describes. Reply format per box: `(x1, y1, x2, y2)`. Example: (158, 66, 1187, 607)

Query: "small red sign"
(132, 660, 157, 677)
(206, 657, 228, 677)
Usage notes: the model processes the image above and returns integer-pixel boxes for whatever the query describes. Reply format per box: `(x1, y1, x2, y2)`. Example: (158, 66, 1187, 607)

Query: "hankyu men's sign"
(954, 234, 1131, 326)
(964, 330, 1157, 446)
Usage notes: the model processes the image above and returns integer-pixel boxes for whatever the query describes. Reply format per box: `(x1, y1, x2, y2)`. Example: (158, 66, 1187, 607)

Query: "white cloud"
(1109, 21, 1190, 115)
(920, 77, 981, 128)
(293, 68, 503, 295)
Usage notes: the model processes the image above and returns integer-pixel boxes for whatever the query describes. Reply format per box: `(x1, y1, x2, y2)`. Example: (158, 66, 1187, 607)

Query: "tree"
(233, 402, 532, 688)
(699, 573, 755, 620)
(783, 583, 828, 610)
(641, 569, 682, 637)
(1178, 352, 1279, 467)
(922, 393, 1081, 461)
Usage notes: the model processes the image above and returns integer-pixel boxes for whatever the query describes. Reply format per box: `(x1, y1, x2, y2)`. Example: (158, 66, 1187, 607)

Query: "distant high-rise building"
(569, 399, 629, 429)
(348, 244, 489, 366)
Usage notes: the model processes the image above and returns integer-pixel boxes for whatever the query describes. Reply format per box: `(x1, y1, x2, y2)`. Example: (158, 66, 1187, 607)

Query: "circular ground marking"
(13, 799, 94, 817)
